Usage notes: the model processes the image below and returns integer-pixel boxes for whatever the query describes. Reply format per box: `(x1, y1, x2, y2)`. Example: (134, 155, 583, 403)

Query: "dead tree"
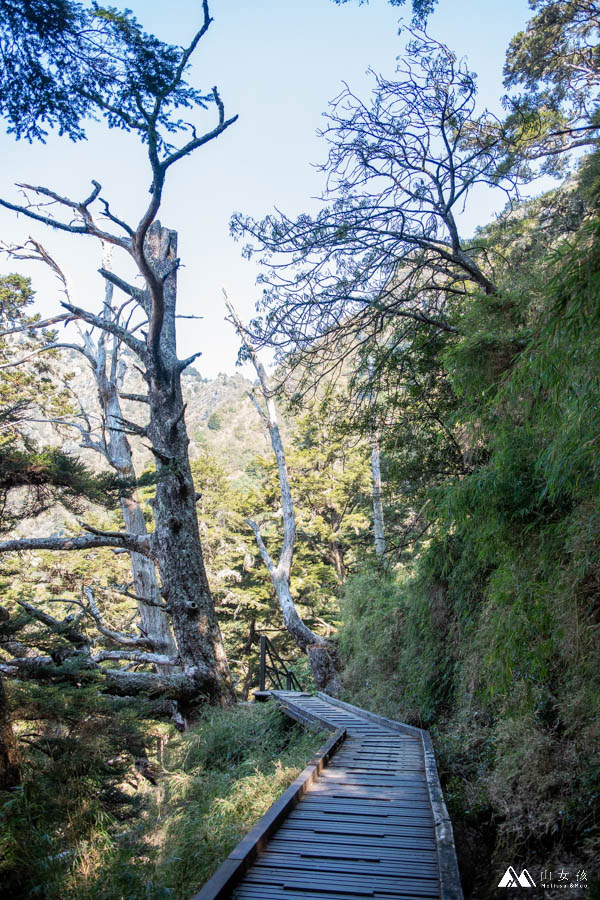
(1, 240, 179, 673)
(225, 296, 340, 695)
(366, 357, 386, 560)
(0, 3, 236, 715)
(370, 432, 386, 560)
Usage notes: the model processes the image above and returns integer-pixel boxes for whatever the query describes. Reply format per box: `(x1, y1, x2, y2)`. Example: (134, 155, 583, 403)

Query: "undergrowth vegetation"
(338, 194, 600, 896)
(0, 701, 323, 899)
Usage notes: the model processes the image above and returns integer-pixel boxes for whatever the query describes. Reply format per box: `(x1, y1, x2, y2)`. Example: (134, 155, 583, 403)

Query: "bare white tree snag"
(2, 239, 179, 674)
(225, 294, 340, 695)
(367, 358, 386, 560)
(86, 270, 178, 672)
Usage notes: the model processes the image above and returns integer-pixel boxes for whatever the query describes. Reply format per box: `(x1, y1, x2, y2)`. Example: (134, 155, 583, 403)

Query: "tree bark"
(90, 301, 178, 671)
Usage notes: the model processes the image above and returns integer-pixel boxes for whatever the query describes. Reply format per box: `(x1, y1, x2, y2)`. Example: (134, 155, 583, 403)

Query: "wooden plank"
(275, 826, 437, 849)
(311, 783, 430, 798)
(285, 812, 436, 832)
(234, 888, 378, 900)
(298, 798, 435, 817)
(319, 769, 426, 780)
(234, 886, 379, 900)
(244, 866, 441, 896)
(268, 837, 437, 858)
(259, 847, 439, 874)
(316, 692, 463, 900)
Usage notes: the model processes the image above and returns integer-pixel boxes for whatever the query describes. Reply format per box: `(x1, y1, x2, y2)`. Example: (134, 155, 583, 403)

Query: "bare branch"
(162, 91, 238, 173)
(0, 181, 130, 249)
(91, 649, 178, 666)
(176, 350, 202, 373)
(119, 392, 149, 404)
(245, 518, 276, 576)
(60, 301, 145, 358)
(97, 198, 135, 238)
(99, 268, 145, 302)
(0, 342, 92, 370)
(85, 587, 154, 648)
(0, 313, 75, 338)
(15, 599, 89, 647)
(246, 390, 268, 424)
(112, 587, 170, 612)
(0, 531, 153, 558)
(108, 415, 148, 438)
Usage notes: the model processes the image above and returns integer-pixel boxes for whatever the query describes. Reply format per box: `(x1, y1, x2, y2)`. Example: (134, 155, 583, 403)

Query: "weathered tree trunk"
(91, 313, 178, 671)
(366, 356, 386, 561)
(119, 495, 178, 670)
(0, 674, 19, 792)
(268, 571, 339, 695)
(226, 297, 340, 695)
(370, 430, 386, 560)
(144, 224, 233, 713)
(328, 540, 346, 582)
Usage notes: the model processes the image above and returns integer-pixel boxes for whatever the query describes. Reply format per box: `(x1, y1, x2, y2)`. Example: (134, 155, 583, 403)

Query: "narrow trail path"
(195, 691, 463, 900)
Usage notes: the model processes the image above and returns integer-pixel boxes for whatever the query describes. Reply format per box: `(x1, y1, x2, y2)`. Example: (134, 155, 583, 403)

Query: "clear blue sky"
(0, 0, 532, 377)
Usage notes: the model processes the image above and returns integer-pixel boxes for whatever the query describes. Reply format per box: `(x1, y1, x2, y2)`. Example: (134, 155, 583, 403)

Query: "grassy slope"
(337, 210, 600, 896)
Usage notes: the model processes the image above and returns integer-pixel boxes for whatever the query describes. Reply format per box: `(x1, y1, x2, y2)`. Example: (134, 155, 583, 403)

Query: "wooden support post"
(259, 634, 266, 692)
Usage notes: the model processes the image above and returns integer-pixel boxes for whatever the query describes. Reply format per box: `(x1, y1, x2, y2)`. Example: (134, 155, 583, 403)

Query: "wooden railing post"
(259, 634, 267, 692)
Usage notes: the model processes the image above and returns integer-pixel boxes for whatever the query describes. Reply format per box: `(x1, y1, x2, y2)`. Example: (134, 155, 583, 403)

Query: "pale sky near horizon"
(0, 0, 533, 378)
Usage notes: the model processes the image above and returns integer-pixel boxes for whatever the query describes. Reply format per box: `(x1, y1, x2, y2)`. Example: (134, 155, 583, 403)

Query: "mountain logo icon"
(498, 867, 537, 887)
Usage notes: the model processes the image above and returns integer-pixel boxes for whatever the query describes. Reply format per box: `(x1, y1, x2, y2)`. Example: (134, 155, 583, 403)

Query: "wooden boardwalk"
(194, 691, 462, 900)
